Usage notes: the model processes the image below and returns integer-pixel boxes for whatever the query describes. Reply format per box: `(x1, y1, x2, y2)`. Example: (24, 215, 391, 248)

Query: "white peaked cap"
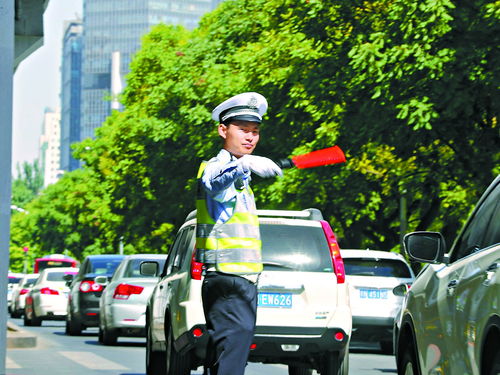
(211, 92, 268, 123)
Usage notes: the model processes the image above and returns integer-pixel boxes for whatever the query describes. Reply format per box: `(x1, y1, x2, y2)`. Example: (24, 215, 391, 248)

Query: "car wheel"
(146, 322, 166, 375)
(31, 307, 42, 327)
(10, 308, 21, 319)
(288, 365, 313, 375)
(66, 310, 82, 336)
(319, 350, 348, 375)
(399, 342, 419, 375)
(165, 325, 190, 375)
(101, 325, 118, 345)
(380, 340, 394, 355)
(23, 308, 32, 327)
(485, 341, 500, 375)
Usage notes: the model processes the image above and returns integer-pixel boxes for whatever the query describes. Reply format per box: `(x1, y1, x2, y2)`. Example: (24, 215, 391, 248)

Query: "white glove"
(240, 155, 283, 178)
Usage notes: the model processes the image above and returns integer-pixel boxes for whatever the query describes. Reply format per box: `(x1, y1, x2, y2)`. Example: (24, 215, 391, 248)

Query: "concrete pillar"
(0, 1, 14, 374)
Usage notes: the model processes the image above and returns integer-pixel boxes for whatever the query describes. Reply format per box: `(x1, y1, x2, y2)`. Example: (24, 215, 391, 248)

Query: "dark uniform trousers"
(202, 271, 258, 375)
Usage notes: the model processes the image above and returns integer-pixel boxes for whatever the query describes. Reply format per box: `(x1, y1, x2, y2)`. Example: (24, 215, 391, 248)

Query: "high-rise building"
(80, 0, 217, 140)
(60, 20, 83, 172)
(40, 108, 62, 187)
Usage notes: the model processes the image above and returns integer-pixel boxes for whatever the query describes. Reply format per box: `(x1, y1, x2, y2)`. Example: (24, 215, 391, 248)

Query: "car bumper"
(175, 324, 350, 367)
(36, 297, 69, 319)
(107, 304, 147, 335)
(351, 316, 394, 342)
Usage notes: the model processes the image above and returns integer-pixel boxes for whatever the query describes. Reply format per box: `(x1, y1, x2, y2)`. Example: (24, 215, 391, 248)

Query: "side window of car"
(452, 183, 500, 262)
(164, 229, 187, 276)
(177, 226, 195, 270)
(172, 228, 192, 272)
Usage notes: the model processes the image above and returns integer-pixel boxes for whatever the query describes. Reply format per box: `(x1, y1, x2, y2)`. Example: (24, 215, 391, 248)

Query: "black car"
(65, 254, 124, 335)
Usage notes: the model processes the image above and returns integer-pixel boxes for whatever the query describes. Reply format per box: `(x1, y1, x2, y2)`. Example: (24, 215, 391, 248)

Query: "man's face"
(219, 120, 260, 158)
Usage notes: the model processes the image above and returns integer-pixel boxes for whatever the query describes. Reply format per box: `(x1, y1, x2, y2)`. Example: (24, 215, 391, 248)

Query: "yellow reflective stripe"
(230, 212, 259, 226)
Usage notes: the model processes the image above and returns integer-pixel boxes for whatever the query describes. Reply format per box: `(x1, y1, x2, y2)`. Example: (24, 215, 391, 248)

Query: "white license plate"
(359, 288, 388, 299)
(258, 292, 292, 308)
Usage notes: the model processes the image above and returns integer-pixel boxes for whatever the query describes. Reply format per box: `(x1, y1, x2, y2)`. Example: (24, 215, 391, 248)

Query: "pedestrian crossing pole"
(0, 0, 14, 374)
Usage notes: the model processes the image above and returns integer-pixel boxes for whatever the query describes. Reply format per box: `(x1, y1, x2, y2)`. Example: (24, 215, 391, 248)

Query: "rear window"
(260, 224, 333, 272)
(89, 259, 123, 275)
(46, 271, 77, 282)
(8, 277, 22, 285)
(124, 258, 167, 278)
(343, 258, 412, 278)
(24, 277, 38, 287)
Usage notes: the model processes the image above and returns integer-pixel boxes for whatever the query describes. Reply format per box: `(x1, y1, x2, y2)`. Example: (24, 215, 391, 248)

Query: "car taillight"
(79, 280, 104, 293)
(40, 287, 59, 295)
(191, 252, 203, 280)
(20, 288, 29, 295)
(320, 220, 346, 284)
(113, 283, 144, 300)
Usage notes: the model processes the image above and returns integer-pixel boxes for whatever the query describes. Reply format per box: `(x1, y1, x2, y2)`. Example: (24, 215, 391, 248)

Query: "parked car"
(23, 267, 78, 326)
(7, 272, 24, 312)
(65, 254, 124, 335)
(340, 249, 414, 354)
(97, 254, 168, 345)
(144, 208, 351, 375)
(10, 273, 39, 318)
(394, 174, 500, 375)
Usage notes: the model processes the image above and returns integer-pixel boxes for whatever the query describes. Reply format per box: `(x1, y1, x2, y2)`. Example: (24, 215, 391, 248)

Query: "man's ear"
(218, 123, 228, 139)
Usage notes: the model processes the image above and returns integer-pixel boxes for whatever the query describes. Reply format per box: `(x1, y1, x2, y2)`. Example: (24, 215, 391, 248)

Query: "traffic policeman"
(196, 92, 282, 375)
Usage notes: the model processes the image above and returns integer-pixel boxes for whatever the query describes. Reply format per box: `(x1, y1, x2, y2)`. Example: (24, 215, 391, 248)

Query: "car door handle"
(483, 262, 498, 285)
(486, 262, 498, 272)
(447, 279, 458, 296)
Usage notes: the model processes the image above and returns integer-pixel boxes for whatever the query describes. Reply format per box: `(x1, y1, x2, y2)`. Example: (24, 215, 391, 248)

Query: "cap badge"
(247, 96, 258, 109)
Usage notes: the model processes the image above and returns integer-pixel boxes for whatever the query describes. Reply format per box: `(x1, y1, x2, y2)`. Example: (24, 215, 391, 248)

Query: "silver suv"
(144, 208, 352, 375)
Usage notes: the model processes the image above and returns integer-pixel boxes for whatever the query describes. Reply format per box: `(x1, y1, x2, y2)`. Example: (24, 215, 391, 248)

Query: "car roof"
(340, 249, 407, 261)
(85, 254, 125, 260)
(40, 267, 79, 274)
(123, 254, 168, 260)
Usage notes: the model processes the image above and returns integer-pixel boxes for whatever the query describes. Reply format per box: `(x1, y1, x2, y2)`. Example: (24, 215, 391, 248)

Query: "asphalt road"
(6, 318, 397, 375)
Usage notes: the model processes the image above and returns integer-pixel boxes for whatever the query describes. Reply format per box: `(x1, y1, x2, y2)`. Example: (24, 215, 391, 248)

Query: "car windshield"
(260, 224, 333, 272)
(90, 259, 123, 275)
(124, 258, 167, 278)
(343, 258, 412, 278)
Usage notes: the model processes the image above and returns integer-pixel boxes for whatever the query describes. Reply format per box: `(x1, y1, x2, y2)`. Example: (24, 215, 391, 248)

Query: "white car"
(7, 272, 24, 312)
(10, 273, 39, 318)
(24, 267, 79, 326)
(394, 174, 500, 375)
(341, 249, 414, 354)
(144, 208, 351, 375)
(98, 254, 168, 345)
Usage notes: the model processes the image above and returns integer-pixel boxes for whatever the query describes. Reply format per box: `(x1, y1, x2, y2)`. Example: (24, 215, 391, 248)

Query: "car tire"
(10, 308, 21, 319)
(319, 350, 348, 375)
(23, 309, 32, 327)
(31, 307, 42, 327)
(398, 342, 419, 375)
(146, 323, 166, 375)
(101, 325, 118, 345)
(66, 310, 82, 336)
(288, 365, 313, 375)
(380, 340, 394, 355)
(165, 325, 190, 375)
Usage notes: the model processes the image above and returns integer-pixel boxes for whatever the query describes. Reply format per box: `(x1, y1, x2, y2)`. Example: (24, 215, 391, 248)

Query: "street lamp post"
(0, 1, 15, 374)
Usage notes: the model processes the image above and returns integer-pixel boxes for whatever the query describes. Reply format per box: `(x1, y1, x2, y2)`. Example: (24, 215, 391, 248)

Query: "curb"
(7, 321, 37, 348)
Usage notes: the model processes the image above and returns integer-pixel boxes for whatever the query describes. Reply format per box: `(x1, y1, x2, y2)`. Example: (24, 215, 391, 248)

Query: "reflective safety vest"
(195, 161, 263, 275)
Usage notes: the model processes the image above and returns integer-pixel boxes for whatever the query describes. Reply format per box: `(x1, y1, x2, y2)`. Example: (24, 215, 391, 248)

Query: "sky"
(12, 0, 83, 174)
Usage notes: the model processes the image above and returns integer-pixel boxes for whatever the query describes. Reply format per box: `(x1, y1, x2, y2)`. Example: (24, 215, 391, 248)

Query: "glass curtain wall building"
(80, 0, 215, 141)
(60, 20, 83, 172)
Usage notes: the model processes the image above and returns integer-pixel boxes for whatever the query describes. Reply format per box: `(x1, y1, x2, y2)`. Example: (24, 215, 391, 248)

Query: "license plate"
(359, 288, 388, 299)
(258, 292, 292, 308)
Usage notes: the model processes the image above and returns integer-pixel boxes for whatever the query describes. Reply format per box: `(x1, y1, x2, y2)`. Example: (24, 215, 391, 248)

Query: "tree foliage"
(10, 0, 499, 270)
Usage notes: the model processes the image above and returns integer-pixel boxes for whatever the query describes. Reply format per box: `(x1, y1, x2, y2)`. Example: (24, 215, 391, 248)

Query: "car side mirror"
(403, 231, 446, 264)
(393, 284, 409, 297)
(94, 275, 108, 286)
(140, 261, 159, 277)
